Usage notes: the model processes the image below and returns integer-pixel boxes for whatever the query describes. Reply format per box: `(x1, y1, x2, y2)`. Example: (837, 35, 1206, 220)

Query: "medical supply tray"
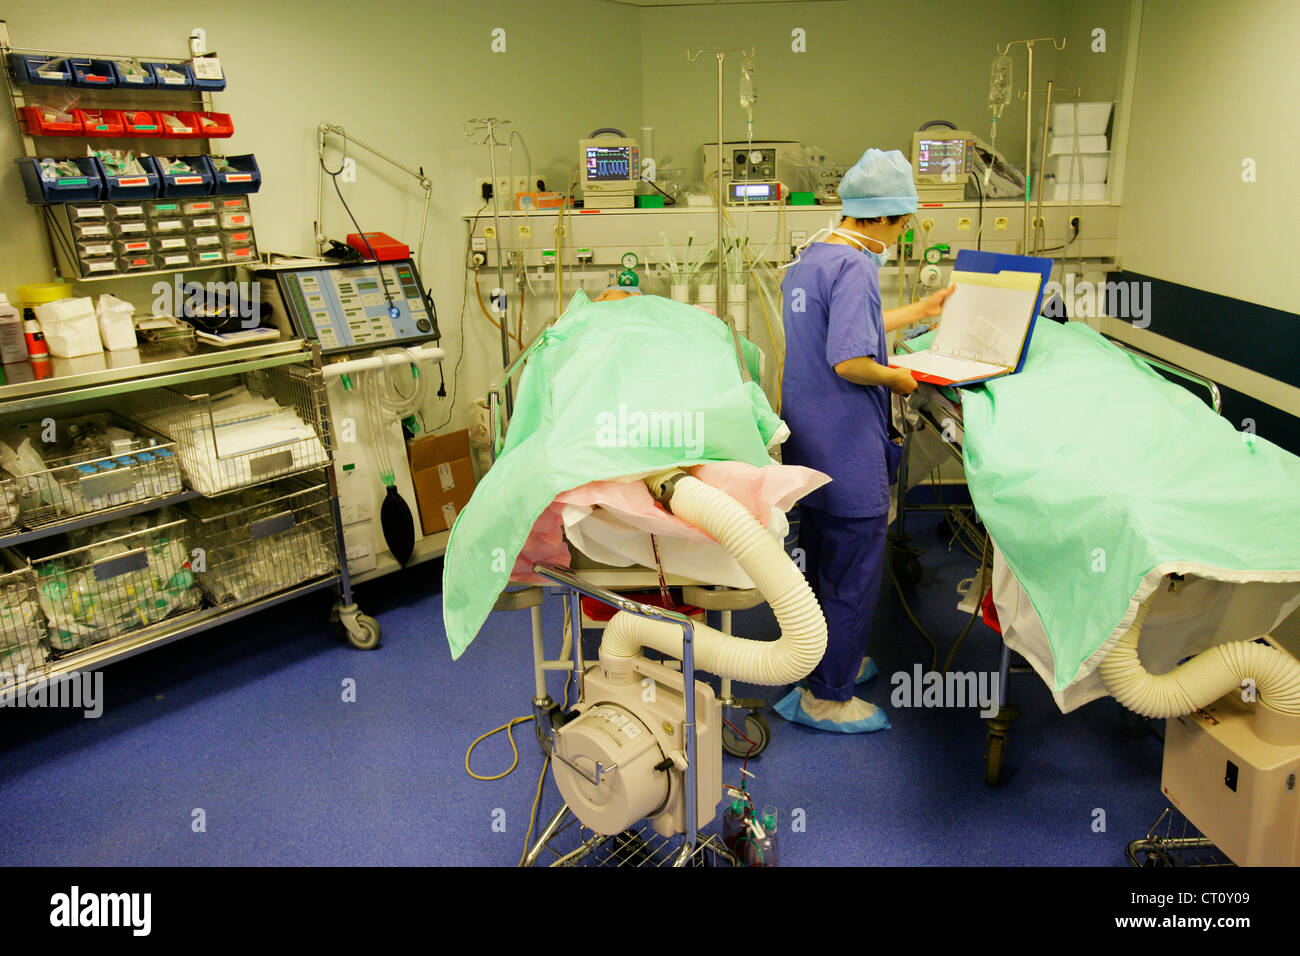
(24, 514, 201, 656)
(134, 363, 330, 496)
(185, 476, 337, 607)
(0, 556, 46, 675)
(5, 411, 184, 530)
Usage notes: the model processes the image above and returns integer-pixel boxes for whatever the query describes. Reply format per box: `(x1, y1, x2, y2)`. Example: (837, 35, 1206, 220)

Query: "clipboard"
(890, 250, 1053, 386)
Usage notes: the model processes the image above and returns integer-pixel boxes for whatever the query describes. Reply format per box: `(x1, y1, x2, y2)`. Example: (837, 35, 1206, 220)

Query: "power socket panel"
(477, 176, 531, 203)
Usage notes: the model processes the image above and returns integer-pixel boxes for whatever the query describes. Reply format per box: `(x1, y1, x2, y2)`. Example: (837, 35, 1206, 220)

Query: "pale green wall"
(637, 0, 1091, 182)
(1117, 0, 1298, 312)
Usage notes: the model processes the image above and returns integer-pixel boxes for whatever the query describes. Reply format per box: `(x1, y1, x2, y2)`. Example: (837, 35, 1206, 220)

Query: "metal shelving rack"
(0, 341, 380, 696)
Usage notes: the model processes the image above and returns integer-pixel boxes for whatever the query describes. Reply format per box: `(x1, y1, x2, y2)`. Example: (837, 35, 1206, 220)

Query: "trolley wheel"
(984, 732, 1006, 787)
(890, 546, 923, 587)
(722, 710, 770, 758)
(345, 614, 382, 650)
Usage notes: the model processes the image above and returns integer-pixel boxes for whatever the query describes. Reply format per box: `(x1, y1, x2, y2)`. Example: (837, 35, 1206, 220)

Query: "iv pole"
(688, 46, 754, 325)
(995, 36, 1066, 251)
(465, 117, 516, 416)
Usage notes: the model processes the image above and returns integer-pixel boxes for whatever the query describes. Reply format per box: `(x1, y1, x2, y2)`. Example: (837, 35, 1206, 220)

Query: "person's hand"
(916, 284, 956, 320)
(889, 368, 919, 396)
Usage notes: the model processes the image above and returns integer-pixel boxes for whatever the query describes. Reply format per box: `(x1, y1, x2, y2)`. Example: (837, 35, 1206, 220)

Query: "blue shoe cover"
(855, 656, 878, 684)
(773, 687, 891, 733)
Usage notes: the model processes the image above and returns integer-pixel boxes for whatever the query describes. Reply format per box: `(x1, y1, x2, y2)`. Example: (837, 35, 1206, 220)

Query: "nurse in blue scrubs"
(775, 148, 954, 732)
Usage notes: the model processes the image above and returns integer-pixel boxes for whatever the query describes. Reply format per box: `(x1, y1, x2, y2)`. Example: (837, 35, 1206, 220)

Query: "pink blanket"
(511, 461, 829, 585)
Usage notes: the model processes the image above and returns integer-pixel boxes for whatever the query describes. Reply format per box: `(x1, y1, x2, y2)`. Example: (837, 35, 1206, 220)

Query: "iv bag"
(739, 57, 757, 116)
(988, 55, 1012, 119)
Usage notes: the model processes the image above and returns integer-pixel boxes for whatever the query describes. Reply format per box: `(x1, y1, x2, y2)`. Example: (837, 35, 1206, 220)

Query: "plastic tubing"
(1097, 605, 1300, 718)
(599, 473, 826, 685)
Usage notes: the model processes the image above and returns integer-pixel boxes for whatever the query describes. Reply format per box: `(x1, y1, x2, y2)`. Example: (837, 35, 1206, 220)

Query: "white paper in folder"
(890, 269, 1042, 386)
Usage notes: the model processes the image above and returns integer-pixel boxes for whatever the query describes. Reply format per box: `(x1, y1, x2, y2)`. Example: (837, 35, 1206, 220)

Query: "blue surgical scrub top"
(781, 242, 891, 518)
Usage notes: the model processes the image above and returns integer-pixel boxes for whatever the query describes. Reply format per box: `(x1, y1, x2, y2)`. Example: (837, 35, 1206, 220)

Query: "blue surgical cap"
(838, 148, 918, 218)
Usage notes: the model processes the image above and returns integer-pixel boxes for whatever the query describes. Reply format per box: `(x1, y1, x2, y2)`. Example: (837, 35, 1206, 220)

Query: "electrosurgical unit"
(256, 258, 439, 356)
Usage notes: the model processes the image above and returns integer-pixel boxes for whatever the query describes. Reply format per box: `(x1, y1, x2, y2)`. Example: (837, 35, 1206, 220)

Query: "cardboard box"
(408, 430, 477, 534)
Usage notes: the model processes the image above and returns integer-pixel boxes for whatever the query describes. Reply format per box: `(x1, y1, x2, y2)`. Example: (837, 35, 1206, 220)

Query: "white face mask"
(832, 229, 892, 268)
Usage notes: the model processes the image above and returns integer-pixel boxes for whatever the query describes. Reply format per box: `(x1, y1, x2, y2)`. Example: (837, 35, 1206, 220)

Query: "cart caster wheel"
(345, 614, 381, 650)
(722, 711, 770, 758)
(984, 732, 1006, 787)
(892, 550, 923, 587)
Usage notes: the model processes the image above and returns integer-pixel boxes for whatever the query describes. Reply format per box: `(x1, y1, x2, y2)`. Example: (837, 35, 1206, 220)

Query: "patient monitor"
(580, 135, 639, 210)
(911, 129, 976, 202)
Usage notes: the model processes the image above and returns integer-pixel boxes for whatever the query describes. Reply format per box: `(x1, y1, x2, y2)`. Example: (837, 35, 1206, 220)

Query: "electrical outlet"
(484, 225, 496, 239)
(995, 217, 1009, 231)
(517, 224, 531, 239)
(957, 217, 972, 231)
(920, 218, 935, 231)
(477, 176, 530, 203)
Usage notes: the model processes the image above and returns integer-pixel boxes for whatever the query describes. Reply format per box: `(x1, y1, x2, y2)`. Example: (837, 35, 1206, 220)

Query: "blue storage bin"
(143, 61, 193, 90)
(107, 57, 156, 88)
(206, 154, 261, 195)
(144, 156, 213, 197)
(8, 53, 72, 86)
(188, 56, 226, 92)
(16, 157, 104, 204)
(69, 58, 118, 89)
(97, 159, 160, 200)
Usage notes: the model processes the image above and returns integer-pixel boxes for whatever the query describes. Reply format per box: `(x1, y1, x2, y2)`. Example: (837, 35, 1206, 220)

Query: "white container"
(95, 294, 139, 351)
(0, 294, 27, 365)
(1050, 101, 1113, 137)
(670, 283, 691, 303)
(1049, 153, 1110, 184)
(33, 297, 103, 358)
(1047, 134, 1107, 155)
(696, 283, 717, 308)
(1049, 182, 1107, 202)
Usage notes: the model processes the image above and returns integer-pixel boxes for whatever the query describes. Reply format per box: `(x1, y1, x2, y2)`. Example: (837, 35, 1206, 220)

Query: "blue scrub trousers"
(798, 505, 889, 702)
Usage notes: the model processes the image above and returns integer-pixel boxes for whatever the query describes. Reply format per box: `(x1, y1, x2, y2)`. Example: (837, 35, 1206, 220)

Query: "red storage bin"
(73, 109, 126, 137)
(121, 110, 163, 137)
(185, 111, 234, 139)
(20, 105, 81, 136)
(156, 110, 198, 138)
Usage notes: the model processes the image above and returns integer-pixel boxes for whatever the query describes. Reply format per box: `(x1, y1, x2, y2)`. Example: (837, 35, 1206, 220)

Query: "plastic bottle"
(0, 294, 26, 364)
(22, 308, 48, 359)
(722, 799, 747, 851)
(743, 806, 779, 867)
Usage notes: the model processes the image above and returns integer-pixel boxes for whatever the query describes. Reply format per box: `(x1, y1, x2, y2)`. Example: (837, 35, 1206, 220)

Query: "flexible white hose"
(1097, 605, 1300, 718)
(599, 474, 827, 686)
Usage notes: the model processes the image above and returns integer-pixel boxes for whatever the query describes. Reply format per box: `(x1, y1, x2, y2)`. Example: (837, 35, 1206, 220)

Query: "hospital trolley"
(0, 339, 380, 706)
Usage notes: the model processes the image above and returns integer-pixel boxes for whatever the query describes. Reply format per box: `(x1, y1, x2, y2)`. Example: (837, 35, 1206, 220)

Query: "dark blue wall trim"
(1106, 270, 1299, 454)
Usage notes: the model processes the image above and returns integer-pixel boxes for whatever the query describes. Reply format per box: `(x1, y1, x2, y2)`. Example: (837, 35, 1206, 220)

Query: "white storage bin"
(1050, 101, 1113, 137)
(1049, 153, 1110, 184)
(1047, 134, 1108, 155)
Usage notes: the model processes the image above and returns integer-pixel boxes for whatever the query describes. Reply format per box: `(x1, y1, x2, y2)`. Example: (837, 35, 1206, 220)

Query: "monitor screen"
(585, 145, 633, 183)
(916, 136, 971, 179)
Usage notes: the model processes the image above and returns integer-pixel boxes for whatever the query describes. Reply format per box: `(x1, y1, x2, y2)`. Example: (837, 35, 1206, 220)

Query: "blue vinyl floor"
(0, 508, 1168, 866)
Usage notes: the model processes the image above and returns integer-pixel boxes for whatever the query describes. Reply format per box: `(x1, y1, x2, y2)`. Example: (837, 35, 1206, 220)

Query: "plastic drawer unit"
(68, 58, 118, 89)
(144, 156, 214, 198)
(142, 61, 194, 90)
(20, 106, 81, 136)
(16, 156, 104, 203)
(74, 109, 127, 137)
(205, 154, 260, 195)
(7, 54, 72, 86)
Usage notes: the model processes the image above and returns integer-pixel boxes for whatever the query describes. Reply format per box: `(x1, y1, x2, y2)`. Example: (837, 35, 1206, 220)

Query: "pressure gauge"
(749, 149, 765, 164)
(621, 252, 639, 270)
(923, 245, 945, 265)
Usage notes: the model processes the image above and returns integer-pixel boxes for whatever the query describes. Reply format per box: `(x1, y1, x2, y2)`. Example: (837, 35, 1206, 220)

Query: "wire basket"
(130, 364, 330, 496)
(3, 412, 184, 529)
(29, 514, 201, 655)
(186, 477, 337, 607)
(0, 557, 48, 684)
(529, 809, 737, 867)
(1126, 806, 1235, 867)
